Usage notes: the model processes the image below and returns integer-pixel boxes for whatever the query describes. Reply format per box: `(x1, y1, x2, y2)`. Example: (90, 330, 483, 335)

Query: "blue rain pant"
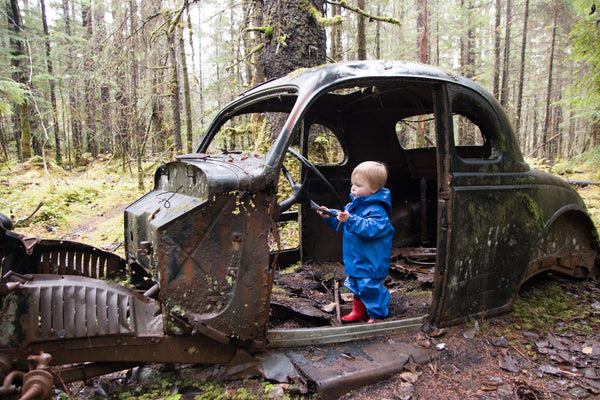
(344, 276, 390, 319)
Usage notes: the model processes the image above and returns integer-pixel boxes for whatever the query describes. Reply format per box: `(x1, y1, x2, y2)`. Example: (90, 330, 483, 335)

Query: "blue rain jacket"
(324, 188, 394, 279)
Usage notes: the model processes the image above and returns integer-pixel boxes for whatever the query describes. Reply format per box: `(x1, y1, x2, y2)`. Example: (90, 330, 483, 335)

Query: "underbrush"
(0, 156, 154, 250)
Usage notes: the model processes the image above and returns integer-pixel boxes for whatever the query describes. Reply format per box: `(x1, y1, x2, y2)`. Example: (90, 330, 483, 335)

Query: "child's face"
(351, 173, 377, 198)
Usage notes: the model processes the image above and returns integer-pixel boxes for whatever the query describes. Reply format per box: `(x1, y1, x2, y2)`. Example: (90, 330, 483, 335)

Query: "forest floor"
(1, 155, 599, 400)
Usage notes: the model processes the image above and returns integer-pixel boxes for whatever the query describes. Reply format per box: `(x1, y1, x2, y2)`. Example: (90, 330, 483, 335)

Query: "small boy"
(317, 161, 394, 323)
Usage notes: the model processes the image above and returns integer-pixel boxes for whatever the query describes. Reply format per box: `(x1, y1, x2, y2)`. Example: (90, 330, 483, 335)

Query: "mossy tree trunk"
(262, 0, 326, 79)
(20, 101, 31, 159)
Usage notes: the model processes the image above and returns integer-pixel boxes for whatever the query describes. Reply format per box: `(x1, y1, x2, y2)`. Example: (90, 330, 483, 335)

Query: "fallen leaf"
(499, 355, 519, 373)
(400, 371, 422, 383)
(427, 328, 447, 338)
(539, 364, 561, 376)
(393, 382, 414, 400)
(491, 336, 509, 348)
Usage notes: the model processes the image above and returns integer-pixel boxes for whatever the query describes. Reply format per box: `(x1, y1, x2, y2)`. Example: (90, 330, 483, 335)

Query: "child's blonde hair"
(351, 161, 388, 191)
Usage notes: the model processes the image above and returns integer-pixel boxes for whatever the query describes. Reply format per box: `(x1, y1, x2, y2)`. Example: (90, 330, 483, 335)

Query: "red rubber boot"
(341, 298, 367, 322)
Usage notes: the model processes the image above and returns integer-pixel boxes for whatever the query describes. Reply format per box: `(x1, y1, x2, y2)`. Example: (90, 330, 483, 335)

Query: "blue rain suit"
(324, 188, 395, 319)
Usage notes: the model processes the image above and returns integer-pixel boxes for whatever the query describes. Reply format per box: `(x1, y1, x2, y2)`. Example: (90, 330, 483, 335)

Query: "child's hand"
(316, 209, 330, 219)
(337, 210, 350, 223)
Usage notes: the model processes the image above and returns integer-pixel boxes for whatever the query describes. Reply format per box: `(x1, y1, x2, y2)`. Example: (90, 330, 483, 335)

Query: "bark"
(100, 86, 112, 152)
(82, 3, 98, 158)
(197, 7, 205, 128)
(94, 0, 111, 154)
(357, 0, 366, 60)
(542, 8, 558, 158)
(179, 26, 193, 153)
(111, 0, 129, 164)
(532, 95, 539, 157)
(330, 2, 342, 61)
(129, 0, 143, 189)
(252, 1, 265, 85)
(375, 5, 381, 59)
(493, 0, 502, 99)
(460, 1, 475, 79)
(20, 101, 31, 159)
(416, 0, 429, 64)
(262, 0, 327, 79)
(167, 14, 183, 153)
(151, 71, 168, 155)
(7, 0, 31, 161)
(514, 0, 529, 140)
(40, 0, 62, 166)
(63, 0, 82, 165)
(500, 0, 511, 108)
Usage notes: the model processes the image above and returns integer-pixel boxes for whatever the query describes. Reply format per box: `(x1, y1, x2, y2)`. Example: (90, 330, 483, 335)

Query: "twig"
(325, 1, 401, 25)
(55, 372, 76, 400)
(15, 202, 44, 226)
(526, 132, 562, 157)
(333, 280, 342, 326)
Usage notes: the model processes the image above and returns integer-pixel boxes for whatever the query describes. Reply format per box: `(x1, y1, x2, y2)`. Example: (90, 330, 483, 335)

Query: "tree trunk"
(82, 3, 98, 158)
(179, 26, 193, 153)
(7, 0, 31, 161)
(493, 0, 502, 99)
(40, 0, 62, 166)
(262, 0, 327, 79)
(375, 5, 381, 59)
(330, 2, 342, 61)
(20, 101, 31, 159)
(357, 0, 366, 60)
(542, 8, 558, 158)
(515, 0, 529, 141)
(416, 0, 429, 64)
(63, 0, 82, 165)
(197, 7, 205, 129)
(500, 0, 511, 108)
(167, 16, 183, 153)
(252, 1, 265, 85)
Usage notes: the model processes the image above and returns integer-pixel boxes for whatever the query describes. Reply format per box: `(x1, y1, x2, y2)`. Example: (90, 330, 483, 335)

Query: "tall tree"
(492, 0, 502, 99)
(63, 0, 82, 165)
(500, 0, 511, 108)
(416, 0, 429, 64)
(356, 0, 366, 60)
(166, 8, 184, 153)
(330, 2, 342, 61)
(40, 0, 62, 166)
(179, 24, 193, 153)
(7, 0, 31, 160)
(82, 1, 98, 158)
(514, 0, 529, 139)
(542, 5, 558, 158)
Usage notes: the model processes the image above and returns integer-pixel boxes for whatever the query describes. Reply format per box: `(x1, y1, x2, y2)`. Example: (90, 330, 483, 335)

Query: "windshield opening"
(200, 92, 298, 157)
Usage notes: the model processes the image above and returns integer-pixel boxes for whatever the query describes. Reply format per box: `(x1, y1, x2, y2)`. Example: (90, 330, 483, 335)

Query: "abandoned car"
(0, 60, 598, 399)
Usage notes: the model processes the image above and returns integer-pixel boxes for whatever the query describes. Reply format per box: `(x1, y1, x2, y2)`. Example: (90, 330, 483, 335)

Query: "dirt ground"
(341, 274, 600, 400)
(64, 270, 600, 400)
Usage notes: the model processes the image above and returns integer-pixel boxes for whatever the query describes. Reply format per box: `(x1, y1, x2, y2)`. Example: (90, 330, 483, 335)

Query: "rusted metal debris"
(286, 338, 438, 399)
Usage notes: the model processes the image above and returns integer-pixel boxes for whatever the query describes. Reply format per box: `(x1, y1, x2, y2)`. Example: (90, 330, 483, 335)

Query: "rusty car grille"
(2, 273, 162, 344)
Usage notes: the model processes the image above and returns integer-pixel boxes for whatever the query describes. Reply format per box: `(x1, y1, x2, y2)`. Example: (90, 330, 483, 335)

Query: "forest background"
(1, 0, 600, 178)
(1, 1, 600, 398)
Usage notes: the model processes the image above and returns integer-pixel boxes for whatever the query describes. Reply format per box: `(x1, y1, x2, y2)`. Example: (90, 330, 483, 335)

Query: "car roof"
(240, 60, 478, 98)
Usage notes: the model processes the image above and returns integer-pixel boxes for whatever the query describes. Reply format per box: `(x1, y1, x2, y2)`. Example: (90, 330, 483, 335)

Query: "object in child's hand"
(310, 201, 338, 217)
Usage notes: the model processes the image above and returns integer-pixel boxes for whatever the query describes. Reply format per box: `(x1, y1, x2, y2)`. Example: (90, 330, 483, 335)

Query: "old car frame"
(1, 60, 598, 399)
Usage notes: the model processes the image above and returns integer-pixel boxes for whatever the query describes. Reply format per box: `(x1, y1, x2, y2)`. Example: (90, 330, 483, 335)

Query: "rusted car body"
(0, 60, 598, 398)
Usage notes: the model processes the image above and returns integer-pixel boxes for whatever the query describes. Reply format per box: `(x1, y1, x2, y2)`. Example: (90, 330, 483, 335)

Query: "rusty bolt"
(139, 241, 153, 256)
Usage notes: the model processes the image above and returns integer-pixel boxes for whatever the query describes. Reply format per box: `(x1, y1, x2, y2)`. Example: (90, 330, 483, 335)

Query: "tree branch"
(325, 1, 401, 25)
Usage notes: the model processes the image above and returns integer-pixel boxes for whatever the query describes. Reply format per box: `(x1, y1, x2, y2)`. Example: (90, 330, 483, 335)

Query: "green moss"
(517, 193, 544, 230)
(511, 283, 576, 333)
